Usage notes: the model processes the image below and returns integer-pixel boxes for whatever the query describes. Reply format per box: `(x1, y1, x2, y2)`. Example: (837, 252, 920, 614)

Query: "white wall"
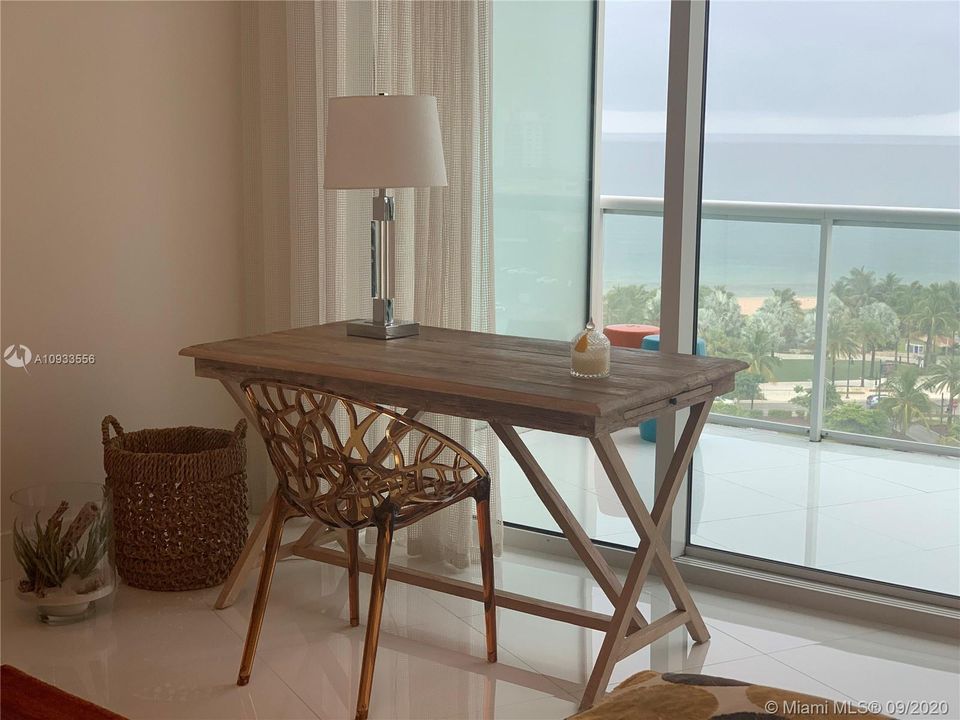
(1, 2, 252, 576)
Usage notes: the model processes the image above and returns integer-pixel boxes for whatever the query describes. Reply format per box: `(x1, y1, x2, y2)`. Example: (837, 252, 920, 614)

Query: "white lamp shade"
(323, 95, 448, 190)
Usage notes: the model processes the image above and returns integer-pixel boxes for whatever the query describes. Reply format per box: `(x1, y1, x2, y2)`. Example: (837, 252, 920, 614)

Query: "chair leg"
(237, 495, 291, 686)
(475, 477, 498, 663)
(355, 505, 396, 720)
(346, 528, 360, 627)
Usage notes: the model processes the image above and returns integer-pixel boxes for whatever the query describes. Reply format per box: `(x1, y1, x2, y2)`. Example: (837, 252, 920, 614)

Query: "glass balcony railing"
(598, 195, 960, 454)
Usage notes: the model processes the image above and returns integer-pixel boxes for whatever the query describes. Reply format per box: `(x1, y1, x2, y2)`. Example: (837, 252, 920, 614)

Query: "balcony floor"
(499, 423, 960, 597)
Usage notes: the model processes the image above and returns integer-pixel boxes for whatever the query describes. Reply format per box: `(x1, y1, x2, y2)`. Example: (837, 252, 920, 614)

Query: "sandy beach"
(737, 295, 816, 316)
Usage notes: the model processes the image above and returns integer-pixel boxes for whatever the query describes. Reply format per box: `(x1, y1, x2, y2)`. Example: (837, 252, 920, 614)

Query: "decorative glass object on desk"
(11, 482, 115, 624)
(570, 319, 611, 379)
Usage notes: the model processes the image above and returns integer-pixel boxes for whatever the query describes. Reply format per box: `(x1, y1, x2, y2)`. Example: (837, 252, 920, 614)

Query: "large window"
(492, 0, 594, 340)
(695, 0, 960, 444)
(690, 0, 959, 595)
(599, 1, 669, 326)
(493, 0, 959, 600)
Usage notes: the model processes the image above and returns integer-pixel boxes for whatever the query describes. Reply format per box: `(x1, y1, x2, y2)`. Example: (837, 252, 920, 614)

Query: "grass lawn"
(771, 357, 878, 384)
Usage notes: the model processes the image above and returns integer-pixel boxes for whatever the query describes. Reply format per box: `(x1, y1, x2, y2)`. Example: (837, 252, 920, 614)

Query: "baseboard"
(503, 524, 960, 638)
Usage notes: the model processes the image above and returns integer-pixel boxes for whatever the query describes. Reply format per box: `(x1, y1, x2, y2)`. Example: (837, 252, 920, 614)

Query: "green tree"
(891, 280, 923, 363)
(795, 309, 817, 351)
(604, 285, 659, 326)
(755, 289, 804, 353)
(698, 286, 744, 357)
(923, 356, 960, 428)
(736, 319, 781, 382)
(825, 295, 858, 384)
(731, 371, 765, 410)
(825, 404, 891, 435)
(834, 270, 896, 386)
(857, 301, 898, 386)
(910, 283, 959, 366)
(832, 266, 877, 312)
(790, 383, 840, 418)
(880, 365, 932, 434)
(873, 272, 904, 362)
(875, 272, 903, 301)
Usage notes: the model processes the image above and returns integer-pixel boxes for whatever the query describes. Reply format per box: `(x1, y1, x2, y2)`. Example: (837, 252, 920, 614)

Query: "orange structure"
(602, 324, 661, 349)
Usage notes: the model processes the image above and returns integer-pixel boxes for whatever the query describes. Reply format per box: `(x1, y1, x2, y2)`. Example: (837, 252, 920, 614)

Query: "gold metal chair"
(236, 380, 497, 720)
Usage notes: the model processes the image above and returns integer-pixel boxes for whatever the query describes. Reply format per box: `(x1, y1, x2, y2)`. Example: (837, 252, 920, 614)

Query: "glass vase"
(10, 482, 116, 624)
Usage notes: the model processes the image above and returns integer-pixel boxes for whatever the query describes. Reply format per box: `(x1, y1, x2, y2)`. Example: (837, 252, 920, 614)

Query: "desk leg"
(216, 489, 279, 609)
(492, 425, 650, 631)
(579, 399, 713, 709)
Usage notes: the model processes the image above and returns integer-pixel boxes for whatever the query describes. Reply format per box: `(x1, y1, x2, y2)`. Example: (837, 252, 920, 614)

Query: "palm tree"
(910, 283, 959, 366)
(924, 356, 960, 428)
(832, 267, 877, 312)
(874, 273, 903, 361)
(758, 288, 804, 352)
(698, 286, 743, 357)
(892, 281, 923, 363)
(826, 296, 858, 384)
(772, 287, 799, 306)
(834, 269, 881, 384)
(875, 272, 902, 303)
(604, 284, 657, 325)
(857, 301, 898, 385)
(736, 321, 781, 382)
(880, 365, 932, 434)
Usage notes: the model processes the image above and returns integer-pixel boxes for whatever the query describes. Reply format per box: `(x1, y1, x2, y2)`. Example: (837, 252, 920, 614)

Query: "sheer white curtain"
(241, 0, 501, 566)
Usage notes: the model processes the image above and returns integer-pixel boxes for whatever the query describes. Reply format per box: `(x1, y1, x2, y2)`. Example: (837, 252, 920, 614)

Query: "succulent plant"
(13, 501, 110, 596)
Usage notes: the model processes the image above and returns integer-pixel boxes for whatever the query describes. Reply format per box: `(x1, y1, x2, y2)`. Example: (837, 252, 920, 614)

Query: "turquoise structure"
(639, 335, 707, 442)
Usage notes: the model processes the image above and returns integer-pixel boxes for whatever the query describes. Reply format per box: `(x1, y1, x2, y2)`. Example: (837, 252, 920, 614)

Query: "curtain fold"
(241, 0, 501, 566)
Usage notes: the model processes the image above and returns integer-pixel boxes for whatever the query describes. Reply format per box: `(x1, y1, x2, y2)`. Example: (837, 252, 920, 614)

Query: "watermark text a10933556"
(3, 344, 96, 373)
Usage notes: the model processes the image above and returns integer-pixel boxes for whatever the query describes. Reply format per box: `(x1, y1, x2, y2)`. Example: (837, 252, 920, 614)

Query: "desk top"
(181, 322, 746, 437)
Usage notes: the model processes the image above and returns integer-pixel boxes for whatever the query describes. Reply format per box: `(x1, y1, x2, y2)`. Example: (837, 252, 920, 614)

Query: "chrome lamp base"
(346, 318, 420, 340)
(347, 189, 419, 340)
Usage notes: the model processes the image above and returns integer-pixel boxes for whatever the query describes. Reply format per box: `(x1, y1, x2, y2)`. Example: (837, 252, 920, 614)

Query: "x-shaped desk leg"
(492, 424, 650, 632)
(578, 399, 713, 709)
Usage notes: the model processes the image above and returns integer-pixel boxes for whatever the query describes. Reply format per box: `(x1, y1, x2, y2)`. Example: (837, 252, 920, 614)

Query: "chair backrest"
(241, 380, 486, 527)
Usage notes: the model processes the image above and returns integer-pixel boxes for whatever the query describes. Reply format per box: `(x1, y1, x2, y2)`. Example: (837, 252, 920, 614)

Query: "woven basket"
(102, 415, 248, 591)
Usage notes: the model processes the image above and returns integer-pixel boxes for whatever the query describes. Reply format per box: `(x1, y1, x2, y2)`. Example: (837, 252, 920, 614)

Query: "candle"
(570, 320, 610, 379)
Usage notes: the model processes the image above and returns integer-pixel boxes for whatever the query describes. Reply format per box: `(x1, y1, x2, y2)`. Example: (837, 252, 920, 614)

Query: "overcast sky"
(603, 0, 960, 134)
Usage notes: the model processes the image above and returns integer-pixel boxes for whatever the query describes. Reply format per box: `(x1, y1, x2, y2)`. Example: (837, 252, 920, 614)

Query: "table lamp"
(323, 94, 448, 339)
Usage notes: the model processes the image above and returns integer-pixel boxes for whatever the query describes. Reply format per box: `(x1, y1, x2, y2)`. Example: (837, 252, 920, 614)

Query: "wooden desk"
(181, 322, 745, 709)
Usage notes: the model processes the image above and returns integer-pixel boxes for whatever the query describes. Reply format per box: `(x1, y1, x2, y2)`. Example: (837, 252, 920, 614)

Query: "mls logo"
(3, 344, 32, 372)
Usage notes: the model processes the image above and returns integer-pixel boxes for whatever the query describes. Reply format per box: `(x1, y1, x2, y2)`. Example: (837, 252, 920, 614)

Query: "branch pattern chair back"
(243, 380, 488, 528)
(234, 380, 497, 720)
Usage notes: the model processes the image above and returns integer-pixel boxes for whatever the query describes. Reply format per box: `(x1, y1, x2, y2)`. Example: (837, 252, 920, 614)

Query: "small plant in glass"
(11, 482, 116, 623)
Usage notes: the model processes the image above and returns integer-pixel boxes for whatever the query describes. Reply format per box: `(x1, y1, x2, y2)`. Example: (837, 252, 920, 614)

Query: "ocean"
(601, 134, 960, 298)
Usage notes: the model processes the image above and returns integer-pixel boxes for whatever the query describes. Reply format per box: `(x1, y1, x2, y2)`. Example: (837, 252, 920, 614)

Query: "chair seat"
(295, 466, 483, 530)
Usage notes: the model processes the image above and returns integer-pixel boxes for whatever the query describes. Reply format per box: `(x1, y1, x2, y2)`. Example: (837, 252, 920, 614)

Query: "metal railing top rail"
(599, 195, 960, 229)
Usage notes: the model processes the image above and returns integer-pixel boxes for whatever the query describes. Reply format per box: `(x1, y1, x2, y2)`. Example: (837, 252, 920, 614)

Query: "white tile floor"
(498, 423, 960, 596)
(2, 546, 958, 719)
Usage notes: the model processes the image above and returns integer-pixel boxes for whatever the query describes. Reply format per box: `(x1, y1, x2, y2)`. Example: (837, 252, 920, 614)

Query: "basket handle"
(101, 416, 124, 444)
(232, 418, 247, 444)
